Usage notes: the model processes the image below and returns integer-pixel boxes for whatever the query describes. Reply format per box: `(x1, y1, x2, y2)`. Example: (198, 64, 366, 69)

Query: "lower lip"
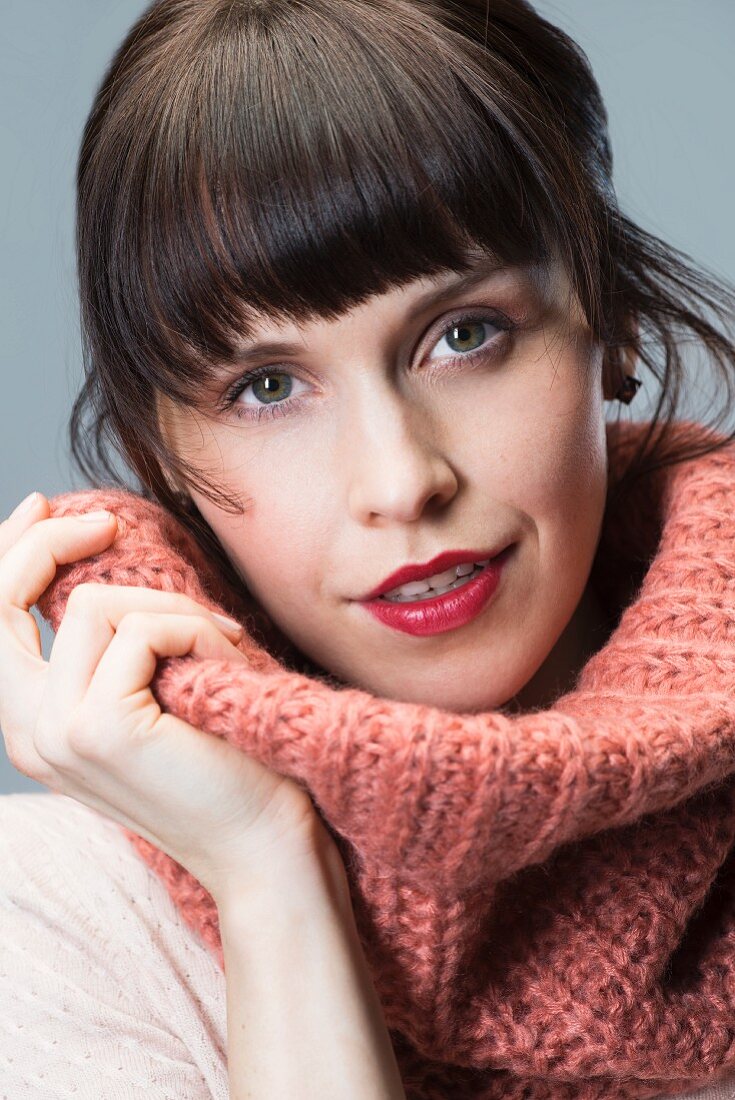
(358, 545, 514, 637)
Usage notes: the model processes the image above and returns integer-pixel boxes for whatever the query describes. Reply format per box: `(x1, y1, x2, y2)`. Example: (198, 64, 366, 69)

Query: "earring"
(615, 374, 643, 405)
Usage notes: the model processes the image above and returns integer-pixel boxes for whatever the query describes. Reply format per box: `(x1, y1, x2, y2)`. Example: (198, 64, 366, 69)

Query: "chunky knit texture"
(36, 419, 735, 1099)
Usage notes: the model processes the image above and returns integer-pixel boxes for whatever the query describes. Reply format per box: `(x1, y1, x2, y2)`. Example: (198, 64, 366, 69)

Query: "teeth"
(381, 561, 488, 602)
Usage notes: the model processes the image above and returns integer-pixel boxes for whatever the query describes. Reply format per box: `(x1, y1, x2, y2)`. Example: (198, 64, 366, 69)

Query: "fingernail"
(79, 510, 116, 524)
(212, 612, 244, 634)
(11, 491, 40, 518)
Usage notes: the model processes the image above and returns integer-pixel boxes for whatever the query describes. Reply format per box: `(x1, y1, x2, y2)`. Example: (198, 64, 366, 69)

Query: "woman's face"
(160, 258, 619, 712)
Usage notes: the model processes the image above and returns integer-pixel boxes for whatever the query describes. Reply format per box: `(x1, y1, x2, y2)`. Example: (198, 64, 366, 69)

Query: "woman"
(1, 0, 734, 1097)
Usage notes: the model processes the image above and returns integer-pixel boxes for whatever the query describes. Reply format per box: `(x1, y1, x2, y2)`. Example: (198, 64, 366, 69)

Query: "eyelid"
(423, 308, 513, 362)
(218, 301, 526, 417)
(217, 365, 310, 413)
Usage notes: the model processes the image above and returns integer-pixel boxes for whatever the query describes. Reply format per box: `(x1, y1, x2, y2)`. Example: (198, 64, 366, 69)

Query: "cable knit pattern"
(34, 419, 735, 1098)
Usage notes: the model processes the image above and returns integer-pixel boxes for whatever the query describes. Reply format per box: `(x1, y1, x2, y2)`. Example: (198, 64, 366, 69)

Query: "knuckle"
(0, 522, 31, 566)
(16, 517, 50, 549)
(66, 582, 101, 614)
(63, 705, 103, 760)
(113, 607, 158, 642)
(32, 703, 100, 766)
(5, 740, 46, 782)
(33, 715, 70, 768)
(3, 735, 27, 773)
(116, 610, 152, 636)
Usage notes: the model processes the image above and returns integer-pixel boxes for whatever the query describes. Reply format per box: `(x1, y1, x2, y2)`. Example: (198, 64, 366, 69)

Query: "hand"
(0, 491, 322, 900)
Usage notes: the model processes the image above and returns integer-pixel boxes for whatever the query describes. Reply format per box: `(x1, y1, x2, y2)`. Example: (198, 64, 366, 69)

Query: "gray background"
(1, 1, 733, 794)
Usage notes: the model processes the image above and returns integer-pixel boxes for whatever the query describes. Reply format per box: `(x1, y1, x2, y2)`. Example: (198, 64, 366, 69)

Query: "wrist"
(212, 813, 349, 921)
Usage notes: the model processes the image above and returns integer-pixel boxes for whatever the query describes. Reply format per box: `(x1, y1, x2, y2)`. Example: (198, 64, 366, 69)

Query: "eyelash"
(218, 308, 519, 424)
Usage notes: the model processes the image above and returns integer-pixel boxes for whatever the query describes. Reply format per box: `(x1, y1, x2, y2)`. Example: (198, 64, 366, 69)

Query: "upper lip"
(360, 545, 511, 601)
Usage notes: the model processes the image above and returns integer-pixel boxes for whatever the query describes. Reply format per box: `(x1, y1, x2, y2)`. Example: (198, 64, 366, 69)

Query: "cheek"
(470, 405, 606, 522)
(192, 477, 329, 603)
(525, 425, 608, 618)
(528, 416, 607, 520)
(465, 353, 608, 572)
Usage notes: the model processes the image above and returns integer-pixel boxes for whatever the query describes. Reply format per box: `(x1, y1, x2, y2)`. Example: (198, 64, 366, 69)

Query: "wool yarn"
(36, 419, 735, 1099)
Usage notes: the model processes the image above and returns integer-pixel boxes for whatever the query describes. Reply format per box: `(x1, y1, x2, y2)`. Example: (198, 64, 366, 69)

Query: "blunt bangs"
(78, 0, 602, 413)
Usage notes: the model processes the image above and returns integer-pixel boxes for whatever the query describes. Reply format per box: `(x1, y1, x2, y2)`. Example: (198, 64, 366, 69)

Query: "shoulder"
(0, 791, 227, 1098)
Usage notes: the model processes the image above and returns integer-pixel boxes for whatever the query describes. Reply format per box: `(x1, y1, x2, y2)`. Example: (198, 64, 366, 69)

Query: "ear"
(602, 316, 640, 401)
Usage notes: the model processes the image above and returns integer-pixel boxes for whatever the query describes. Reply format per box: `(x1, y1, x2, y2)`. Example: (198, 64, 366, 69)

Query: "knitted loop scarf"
(36, 419, 735, 1099)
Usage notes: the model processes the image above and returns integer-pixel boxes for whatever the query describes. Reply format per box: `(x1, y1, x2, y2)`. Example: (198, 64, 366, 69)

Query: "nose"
(343, 378, 459, 525)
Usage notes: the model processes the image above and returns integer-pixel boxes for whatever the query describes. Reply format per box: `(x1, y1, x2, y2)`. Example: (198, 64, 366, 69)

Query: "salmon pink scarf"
(37, 419, 735, 1099)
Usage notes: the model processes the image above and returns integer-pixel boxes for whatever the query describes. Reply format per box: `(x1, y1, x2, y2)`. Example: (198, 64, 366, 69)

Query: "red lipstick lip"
(360, 545, 511, 602)
(357, 546, 514, 637)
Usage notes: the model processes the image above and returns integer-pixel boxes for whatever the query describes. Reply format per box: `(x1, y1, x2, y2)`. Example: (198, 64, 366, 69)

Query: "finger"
(0, 493, 50, 657)
(0, 491, 49, 556)
(0, 626, 49, 780)
(0, 512, 118, 612)
(60, 583, 245, 637)
(46, 583, 244, 718)
(77, 612, 245, 752)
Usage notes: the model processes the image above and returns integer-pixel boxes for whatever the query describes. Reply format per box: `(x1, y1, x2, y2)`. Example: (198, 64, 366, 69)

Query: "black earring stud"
(615, 374, 642, 405)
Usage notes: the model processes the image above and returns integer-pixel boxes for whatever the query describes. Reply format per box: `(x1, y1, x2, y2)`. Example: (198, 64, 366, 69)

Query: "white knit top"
(0, 792, 228, 1099)
(1, 791, 734, 1100)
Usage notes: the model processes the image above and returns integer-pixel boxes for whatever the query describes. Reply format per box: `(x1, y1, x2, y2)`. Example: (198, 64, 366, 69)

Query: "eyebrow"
(228, 258, 531, 367)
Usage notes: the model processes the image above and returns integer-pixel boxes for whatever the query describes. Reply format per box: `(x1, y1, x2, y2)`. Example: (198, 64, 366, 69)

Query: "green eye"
(250, 373, 294, 404)
(445, 322, 488, 355)
(426, 312, 512, 366)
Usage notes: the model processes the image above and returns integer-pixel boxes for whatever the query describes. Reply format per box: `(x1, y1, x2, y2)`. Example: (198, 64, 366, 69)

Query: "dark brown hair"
(70, 0, 735, 597)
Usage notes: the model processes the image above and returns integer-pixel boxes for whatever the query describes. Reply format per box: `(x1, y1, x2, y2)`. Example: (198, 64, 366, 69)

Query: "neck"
(503, 577, 614, 715)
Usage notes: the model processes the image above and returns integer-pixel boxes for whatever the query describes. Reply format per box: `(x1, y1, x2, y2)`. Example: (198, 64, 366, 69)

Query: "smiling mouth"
(360, 540, 514, 604)
(378, 559, 493, 603)
(356, 545, 514, 638)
